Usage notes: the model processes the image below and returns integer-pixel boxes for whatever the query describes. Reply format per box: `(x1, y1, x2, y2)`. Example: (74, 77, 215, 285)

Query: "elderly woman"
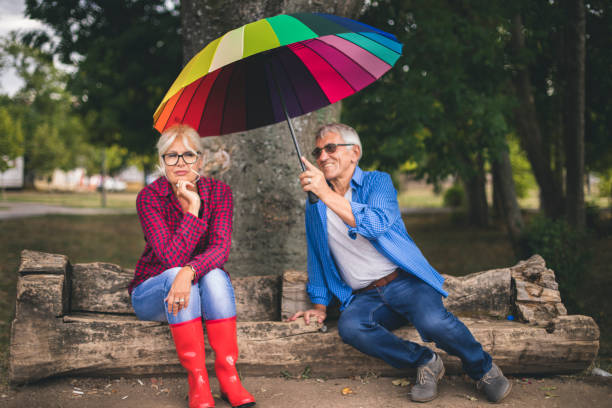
(128, 124, 255, 408)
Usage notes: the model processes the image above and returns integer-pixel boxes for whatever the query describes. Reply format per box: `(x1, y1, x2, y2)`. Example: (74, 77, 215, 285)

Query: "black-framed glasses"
(162, 151, 201, 166)
(311, 143, 354, 159)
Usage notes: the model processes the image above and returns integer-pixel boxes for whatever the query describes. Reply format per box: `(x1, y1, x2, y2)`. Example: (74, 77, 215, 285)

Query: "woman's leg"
(199, 269, 255, 408)
(131, 268, 214, 408)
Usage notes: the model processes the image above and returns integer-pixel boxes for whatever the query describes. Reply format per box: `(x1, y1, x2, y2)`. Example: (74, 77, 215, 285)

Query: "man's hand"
(299, 157, 331, 200)
(287, 304, 327, 325)
(165, 266, 195, 316)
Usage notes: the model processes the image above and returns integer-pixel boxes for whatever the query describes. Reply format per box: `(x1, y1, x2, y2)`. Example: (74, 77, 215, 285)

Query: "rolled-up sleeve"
(347, 172, 400, 239)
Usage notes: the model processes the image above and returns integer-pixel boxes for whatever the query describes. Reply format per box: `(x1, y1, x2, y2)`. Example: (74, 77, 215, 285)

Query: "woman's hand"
(287, 304, 327, 324)
(176, 180, 201, 217)
(165, 266, 195, 316)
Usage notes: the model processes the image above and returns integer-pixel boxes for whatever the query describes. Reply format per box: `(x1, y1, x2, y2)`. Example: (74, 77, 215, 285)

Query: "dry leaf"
(391, 378, 410, 387)
(341, 387, 353, 395)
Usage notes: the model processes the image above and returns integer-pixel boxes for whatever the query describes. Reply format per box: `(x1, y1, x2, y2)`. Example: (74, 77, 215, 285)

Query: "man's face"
(315, 131, 359, 182)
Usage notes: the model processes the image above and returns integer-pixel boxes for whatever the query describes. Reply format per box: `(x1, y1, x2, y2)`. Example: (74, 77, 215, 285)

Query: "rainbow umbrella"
(153, 12, 402, 202)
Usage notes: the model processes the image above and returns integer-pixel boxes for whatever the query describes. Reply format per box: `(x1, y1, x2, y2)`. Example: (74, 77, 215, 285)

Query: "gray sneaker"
(411, 353, 445, 402)
(476, 363, 512, 403)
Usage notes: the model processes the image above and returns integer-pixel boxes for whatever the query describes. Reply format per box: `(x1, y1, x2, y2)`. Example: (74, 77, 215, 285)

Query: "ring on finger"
(306, 177, 312, 184)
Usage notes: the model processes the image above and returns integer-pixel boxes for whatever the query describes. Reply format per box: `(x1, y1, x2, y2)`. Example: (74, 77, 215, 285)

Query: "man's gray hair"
(316, 123, 362, 160)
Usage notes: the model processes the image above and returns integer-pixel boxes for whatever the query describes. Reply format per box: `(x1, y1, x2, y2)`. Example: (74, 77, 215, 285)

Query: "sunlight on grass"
(2, 191, 137, 209)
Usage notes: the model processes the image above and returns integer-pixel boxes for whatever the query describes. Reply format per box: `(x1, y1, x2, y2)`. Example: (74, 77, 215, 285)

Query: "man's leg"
(382, 272, 511, 402)
(381, 272, 492, 379)
(337, 290, 434, 369)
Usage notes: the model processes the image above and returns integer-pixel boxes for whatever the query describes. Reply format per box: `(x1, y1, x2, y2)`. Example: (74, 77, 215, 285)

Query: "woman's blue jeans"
(338, 272, 492, 380)
(131, 267, 236, 325)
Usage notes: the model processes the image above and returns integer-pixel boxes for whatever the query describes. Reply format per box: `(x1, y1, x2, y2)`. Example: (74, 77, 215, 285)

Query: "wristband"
(186, 264, 197, 281)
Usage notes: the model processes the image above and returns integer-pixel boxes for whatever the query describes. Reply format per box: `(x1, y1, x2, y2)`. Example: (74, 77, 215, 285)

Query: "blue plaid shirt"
(305, 166, 447, 310)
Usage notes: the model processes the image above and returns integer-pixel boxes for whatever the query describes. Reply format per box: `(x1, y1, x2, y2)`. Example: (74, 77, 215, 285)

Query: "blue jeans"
(131, 267, 236, 325)
(338, 272, 492, 380)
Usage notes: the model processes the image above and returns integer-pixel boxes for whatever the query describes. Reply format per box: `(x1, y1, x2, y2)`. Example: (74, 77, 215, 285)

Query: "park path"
(0, 201, 135, 219)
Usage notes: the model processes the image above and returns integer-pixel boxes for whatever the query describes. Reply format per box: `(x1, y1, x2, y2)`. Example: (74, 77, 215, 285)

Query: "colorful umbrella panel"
(154, 12, 402, 137)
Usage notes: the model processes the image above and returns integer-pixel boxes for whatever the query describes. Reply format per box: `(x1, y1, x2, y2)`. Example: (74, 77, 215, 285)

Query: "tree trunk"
(491, 148, 524, 255)
(510, 14, 565, 219)
(181, 0, 365, 276)
(562, 0, 586, 230)
(462, 153, 488, 227)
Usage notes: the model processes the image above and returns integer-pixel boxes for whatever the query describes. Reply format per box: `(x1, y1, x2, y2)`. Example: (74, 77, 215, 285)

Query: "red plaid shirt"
(128, 176, 233, 294)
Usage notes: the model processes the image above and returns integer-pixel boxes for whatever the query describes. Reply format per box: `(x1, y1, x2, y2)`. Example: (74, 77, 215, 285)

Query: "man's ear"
(352, 145, 361, 163)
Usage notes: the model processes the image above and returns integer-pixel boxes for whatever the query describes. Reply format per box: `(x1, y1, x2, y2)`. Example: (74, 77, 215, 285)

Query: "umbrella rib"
(297, 42, 357, 93)
(306, 37, 377, 83)
(219, 64, 239, 135)
(273, 51, 306, 116)
(197, 69, 224, 135)
(351, 31, 402, 55)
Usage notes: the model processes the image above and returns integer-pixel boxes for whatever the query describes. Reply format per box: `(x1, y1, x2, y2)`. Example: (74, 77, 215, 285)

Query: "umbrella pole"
(270, 72, 319, 204)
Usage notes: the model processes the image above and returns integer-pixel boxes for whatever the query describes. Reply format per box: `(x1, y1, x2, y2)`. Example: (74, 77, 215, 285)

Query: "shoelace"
(417, 365, 435, 385)
(476, 367, 497, 389)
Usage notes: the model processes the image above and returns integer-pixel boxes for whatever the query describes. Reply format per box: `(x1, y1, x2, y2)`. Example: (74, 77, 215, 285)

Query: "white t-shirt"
(327, 189, 398, 290)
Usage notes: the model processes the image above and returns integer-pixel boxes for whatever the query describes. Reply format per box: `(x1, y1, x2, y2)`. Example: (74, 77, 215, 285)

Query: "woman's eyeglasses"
(311, 143, 354, 159)
(162, 151, 200, 166)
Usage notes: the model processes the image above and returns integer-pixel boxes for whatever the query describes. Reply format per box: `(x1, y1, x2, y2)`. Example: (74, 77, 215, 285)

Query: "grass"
(1, 191, 138, 209)
(0, 204, 610, 382)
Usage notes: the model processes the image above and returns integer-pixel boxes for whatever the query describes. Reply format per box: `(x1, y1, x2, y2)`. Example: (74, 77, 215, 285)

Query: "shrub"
(518, 216, 590, 312)
(443, 185, 464, 208)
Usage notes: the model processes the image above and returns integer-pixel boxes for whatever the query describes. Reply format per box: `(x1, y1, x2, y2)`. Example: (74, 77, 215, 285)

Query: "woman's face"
(162, 136, 202, 186)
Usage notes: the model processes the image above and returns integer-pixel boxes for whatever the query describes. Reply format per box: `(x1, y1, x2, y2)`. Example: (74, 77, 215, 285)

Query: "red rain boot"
(206, 317, 255, 408)
(170, 318, 215, 408)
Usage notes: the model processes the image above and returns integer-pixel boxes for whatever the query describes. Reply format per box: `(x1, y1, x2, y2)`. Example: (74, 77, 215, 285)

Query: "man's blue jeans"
(131, 267, 236, 325)
(338, 272, 492, 380)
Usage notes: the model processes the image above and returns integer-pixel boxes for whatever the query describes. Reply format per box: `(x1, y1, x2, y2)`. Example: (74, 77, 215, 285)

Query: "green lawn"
(1, 210, 610, 383)
(2, 191, 138, 209)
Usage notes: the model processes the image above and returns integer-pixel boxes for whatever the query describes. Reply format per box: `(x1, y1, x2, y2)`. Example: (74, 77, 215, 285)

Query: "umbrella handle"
(308, 191, 319, 204)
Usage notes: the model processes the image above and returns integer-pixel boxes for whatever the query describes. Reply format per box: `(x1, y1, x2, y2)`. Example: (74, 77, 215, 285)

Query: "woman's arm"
(184, 183, 233, 281)
(137, 187, 208, 269)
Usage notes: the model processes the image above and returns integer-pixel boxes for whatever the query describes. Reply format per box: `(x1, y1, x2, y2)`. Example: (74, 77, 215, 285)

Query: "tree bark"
(491, 147, 524, 255)
(510, 14, 565, 219)
(180, 0, 365, 275)
(9, 250, 598, 384)
(562, 0, 586, 230)
(461, 153, 488, 227)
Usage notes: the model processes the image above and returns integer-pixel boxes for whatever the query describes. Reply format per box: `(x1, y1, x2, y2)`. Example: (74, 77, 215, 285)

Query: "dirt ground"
(1, 374, 610, 408)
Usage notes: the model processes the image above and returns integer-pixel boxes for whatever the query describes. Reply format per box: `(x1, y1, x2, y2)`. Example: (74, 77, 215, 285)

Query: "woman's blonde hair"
(156, 124, 203, 178)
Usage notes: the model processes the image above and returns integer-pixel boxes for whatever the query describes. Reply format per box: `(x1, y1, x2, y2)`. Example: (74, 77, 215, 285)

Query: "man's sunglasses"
(311, 143, 354, 159)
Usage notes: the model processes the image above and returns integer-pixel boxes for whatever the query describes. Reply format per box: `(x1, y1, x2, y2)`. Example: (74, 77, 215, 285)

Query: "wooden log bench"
(9, 250, 599, 384)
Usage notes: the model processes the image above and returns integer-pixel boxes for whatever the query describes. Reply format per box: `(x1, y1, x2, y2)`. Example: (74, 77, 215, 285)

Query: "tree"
(1, 35, 88, 186)
(24, 0, 182, 169)
(343, 0, 520, 228)
(0, 107, 24, 172)
(181, 0, 365, 274)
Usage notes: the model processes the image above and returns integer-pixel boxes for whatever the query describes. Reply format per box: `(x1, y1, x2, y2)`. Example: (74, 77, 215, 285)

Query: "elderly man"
(289, 123, 511, 403)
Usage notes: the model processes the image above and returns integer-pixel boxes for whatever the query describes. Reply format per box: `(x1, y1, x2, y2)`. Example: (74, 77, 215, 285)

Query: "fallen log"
(281, 255, 568, 324)
(9, 250, 599, 384)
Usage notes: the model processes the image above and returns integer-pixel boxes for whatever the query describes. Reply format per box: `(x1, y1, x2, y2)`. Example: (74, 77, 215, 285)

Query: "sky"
(0, 0, 50, 95)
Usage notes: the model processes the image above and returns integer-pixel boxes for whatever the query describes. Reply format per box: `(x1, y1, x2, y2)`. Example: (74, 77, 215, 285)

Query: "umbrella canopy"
(153, 12, 402, 137)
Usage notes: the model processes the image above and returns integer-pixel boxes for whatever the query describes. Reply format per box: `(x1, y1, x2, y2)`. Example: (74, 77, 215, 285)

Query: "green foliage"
(1, 36, 96, 179)
(25, 0, 182, 154)
(443, 184, 464, 208)
(0, 107, 24, 172)
(341, 0, 516, 219)
(508, 135, 536, 199)
(519, 216, 590, 311)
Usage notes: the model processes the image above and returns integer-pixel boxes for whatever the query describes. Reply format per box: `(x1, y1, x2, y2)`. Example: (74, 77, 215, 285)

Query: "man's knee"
(413, 310, 455, 341)
(338, 314, 370, 346)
